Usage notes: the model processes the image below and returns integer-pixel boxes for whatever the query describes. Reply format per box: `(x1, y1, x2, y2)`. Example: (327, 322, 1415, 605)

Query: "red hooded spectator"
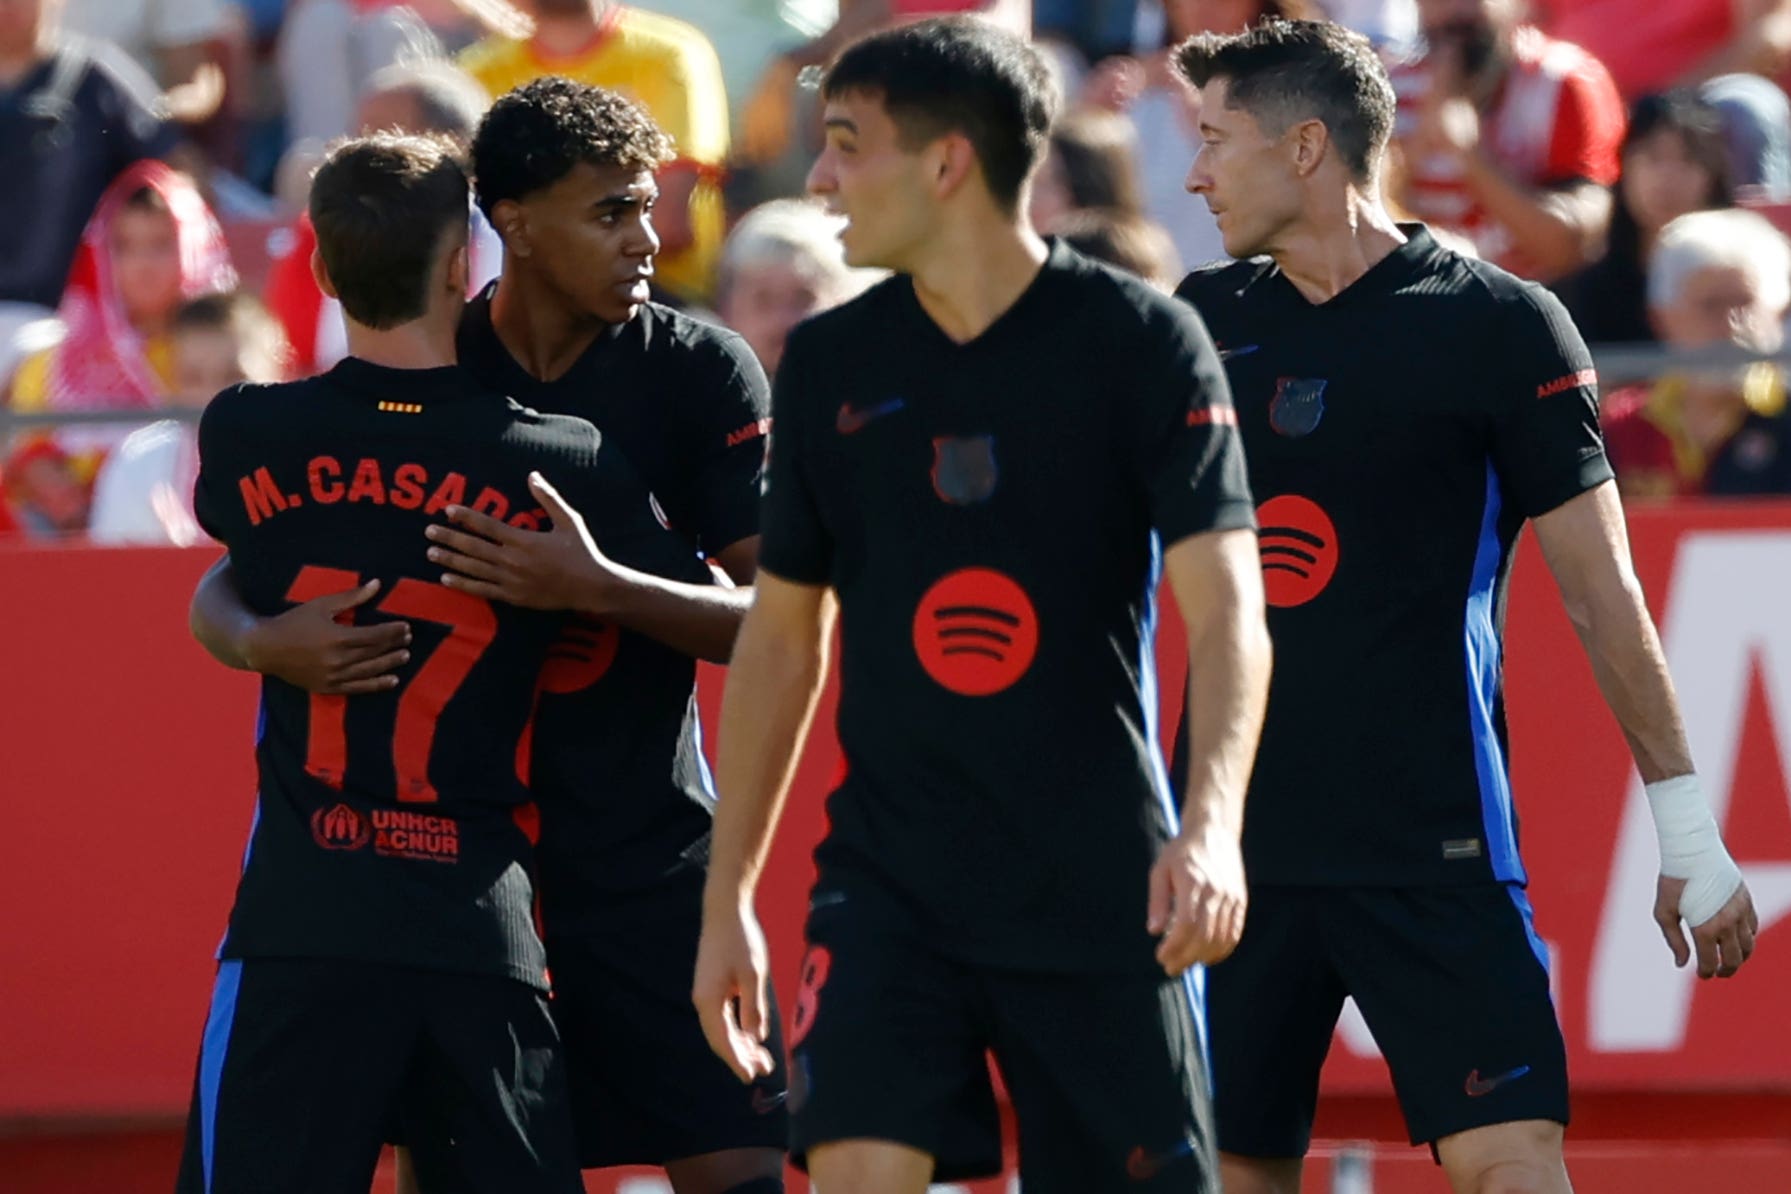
(5, 160, 234, 532)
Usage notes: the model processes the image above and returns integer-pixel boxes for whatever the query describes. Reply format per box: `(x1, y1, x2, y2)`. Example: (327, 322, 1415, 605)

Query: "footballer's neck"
(489, 270, 619, 383)
(906, 211, 1048, 346)
(344, 316, 458, 371)
(1271, 186, 1405, 306)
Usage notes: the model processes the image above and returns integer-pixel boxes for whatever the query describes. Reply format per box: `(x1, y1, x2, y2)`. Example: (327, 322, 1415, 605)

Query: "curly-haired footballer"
(190, 79, 784, 1194)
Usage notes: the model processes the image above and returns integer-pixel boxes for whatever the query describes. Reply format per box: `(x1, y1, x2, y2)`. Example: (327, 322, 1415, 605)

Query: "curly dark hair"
(470, 76, 676, 218)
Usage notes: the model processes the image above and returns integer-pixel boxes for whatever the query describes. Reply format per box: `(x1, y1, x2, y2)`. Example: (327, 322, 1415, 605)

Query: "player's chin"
(590, 296, 644, 324)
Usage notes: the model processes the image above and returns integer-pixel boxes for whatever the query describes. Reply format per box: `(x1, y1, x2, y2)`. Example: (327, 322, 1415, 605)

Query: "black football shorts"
(1207, 883, 1569, 1158)
(789, 881, 1218, 1192)
(174, 957, 580, 1194)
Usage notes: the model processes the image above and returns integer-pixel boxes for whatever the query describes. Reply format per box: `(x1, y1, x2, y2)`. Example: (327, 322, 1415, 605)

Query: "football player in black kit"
(1168, 20, 1759, 1194)
(188, 83, 785, 1194)
(172, 132, 690, 1194)
(692, 19, 1272, 1194)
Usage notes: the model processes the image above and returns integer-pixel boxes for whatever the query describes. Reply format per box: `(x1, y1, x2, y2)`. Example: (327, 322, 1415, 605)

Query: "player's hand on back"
(245, 579, 412, 696)
(1148, 816, 1248, 976)
(1655, 874, 1759, 980)
(426, 472, 618, 612)
(691, 899, 777, 1083)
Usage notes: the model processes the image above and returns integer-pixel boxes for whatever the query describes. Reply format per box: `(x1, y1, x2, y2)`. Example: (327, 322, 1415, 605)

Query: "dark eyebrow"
(823, 116, 859, 134)
(593, 189, 657, 211)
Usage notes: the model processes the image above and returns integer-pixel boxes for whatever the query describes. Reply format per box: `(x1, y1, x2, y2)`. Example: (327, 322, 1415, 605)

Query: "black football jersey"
(759, 242, 1256, 973)
(456, 292, 770, 924)
(1173, 227, 1612, 887)
(196, 357, 690, 983)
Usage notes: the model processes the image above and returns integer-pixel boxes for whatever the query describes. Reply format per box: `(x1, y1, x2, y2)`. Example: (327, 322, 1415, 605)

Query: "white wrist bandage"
(1646, 773, 1743, 927)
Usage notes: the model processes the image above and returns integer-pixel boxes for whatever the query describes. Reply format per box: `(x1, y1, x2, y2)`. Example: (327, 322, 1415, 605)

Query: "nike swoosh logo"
(1464, 1065, 1532, 1097)
(751, 1087, 788, 1115)
(1217, 344, 1260, 361)
(836, 398, 905, 435)
(1126, 1139, 1196, 1181)
(809, 891, 848, 912)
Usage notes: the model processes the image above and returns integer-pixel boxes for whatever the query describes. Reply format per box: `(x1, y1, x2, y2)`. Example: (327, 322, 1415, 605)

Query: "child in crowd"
(88, 293, 288, 545)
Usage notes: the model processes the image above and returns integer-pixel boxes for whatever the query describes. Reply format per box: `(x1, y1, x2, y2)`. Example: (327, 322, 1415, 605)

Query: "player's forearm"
(704, 603, 832, 909)
(189, 555, 259, 670)
(1565, 573, 1695, 784)
(583, 564, 754, 663)
(1178, 608, 1272, 837)
(1460, 157, 1606, 278)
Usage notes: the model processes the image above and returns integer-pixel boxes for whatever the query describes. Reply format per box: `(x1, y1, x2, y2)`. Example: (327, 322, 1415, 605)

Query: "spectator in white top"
(57, 0, 233, 129)
(277, 0, 442, 145)
(89, 290, 286, 544)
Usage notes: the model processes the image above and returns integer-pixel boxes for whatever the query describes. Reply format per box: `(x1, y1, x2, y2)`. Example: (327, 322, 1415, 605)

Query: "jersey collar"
(325, 356, 489, 405)
(1269, 222, 1442, 310)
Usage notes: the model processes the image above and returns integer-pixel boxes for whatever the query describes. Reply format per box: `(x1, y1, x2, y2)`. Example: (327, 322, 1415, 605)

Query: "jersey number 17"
(286, 565, 496, 804)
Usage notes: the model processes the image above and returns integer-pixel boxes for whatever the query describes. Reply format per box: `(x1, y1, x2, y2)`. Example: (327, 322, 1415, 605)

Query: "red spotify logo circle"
(912, 568, 1039, 696)
(1257, 495, 1338, 607)
(540, 617, 620, 694)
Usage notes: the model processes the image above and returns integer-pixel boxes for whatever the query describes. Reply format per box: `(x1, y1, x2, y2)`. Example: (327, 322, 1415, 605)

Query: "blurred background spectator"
(59, 0, 236, 142)
(0, 0, 175, 337)
(5, 160, 234, 535)
(1557, 90, 1735, 346)
(1053, 205, 1180, 285)
(1604, 208, 1791, 496)
(712, 197, 881, 376)
(278, 0, 441, 146)
(1534, 0, 1791, 103)
(89, 290, 288, 544)
(1393, 0, 1626, 281)
(1700, 70, 1791, 197)
(1030, 106, 1148, 232)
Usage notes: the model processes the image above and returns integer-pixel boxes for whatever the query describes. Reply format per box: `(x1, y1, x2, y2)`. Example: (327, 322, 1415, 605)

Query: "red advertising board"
(2, 501, 1789, 1186)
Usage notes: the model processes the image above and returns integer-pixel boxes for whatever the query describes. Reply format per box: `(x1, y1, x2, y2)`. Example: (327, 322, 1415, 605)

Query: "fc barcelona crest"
(931, 435, 999, 505)
(1270, 378, 1327, 438)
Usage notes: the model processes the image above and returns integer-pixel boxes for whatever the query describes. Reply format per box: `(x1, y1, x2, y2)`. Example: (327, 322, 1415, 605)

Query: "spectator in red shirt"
(1557, 90, 1735, 345)
(1393, 0, 1626, 280)
(1604, 208, 1791, 496)
(1536, 0, 1791, 101)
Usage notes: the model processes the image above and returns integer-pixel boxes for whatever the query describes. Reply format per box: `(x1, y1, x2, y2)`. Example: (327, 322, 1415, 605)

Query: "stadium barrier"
(1, 502, 1789, 1193)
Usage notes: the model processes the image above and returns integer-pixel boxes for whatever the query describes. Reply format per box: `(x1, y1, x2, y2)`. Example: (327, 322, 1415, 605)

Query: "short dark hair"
(309, 133, 469, 330)
(470, 77, 675, 219)
(1174, 19, 1395, 181)
(823, 16, 1060, 214)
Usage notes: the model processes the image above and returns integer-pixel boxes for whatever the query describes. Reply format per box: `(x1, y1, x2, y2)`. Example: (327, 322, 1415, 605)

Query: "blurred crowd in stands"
(3, 0, 1790, 541)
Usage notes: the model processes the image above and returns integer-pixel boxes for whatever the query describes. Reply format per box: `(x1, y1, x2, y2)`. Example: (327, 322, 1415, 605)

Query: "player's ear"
(1291, 118, 1328, 178)
(310, 249, 338, 300)
(446, 242, 469, 298)
(931, 133, 978, 202)
(492, 198, 530, 258)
